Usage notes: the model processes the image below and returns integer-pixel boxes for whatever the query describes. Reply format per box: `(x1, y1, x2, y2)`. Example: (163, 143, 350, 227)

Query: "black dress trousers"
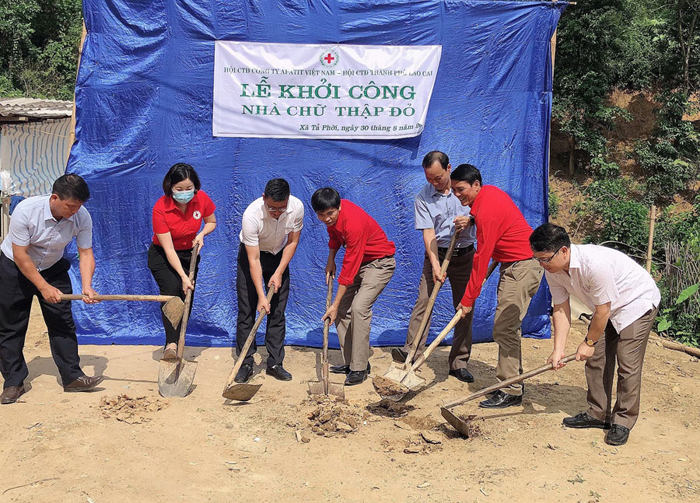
(0, 253, 84, 388)
(236, 243, 290, 368)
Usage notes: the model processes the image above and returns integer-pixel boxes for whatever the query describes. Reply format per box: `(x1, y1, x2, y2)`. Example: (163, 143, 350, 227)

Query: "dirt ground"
(1, 302, 699, 503)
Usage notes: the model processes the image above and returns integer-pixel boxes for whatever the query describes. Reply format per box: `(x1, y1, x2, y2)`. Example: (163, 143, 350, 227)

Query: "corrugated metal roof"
(0, 98, 73, 120)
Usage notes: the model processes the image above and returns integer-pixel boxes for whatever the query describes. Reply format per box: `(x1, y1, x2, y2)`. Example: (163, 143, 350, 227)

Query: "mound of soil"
(366, 399, 415, 418)
(99, 394, 168, 424)
(306, 396, 369, 437)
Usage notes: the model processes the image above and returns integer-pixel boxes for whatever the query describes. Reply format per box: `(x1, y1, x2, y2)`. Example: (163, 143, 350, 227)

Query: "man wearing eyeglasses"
(234, 178, 304, 383)
(450, 164, 543, 408)
(530, 223, 660, 446)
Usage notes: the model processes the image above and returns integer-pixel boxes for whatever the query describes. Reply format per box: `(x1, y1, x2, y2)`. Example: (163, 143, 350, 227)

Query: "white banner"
(213, 42, 442, 140)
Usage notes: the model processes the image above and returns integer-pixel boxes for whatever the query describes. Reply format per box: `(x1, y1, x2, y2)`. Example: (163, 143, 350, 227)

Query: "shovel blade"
(307, 380, 325, 395)
(440, 407, 471, 438)
(162, 297, 185, 327)
(158, 358, 197, 397)
(222, 383, 262, 401)
(307, 380, 345, 399)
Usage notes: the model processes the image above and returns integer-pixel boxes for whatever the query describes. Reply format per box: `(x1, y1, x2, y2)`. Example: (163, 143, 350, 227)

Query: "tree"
(0, 0, 82, 99)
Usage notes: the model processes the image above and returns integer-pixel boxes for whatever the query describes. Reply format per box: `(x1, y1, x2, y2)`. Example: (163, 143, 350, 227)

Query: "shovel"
(374, 309, 464, 401)
(222, 286, 276, 401)
(374, 261, 500, 401)
(60, 294, 185, 327)
(381, 233, 458, 385)
(158, 243, 200, 398)
(308, 274, 345, 399)
(440, 353, 577, 437)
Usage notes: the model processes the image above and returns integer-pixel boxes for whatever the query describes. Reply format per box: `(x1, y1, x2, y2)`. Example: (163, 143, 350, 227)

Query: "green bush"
(548, 189, 560, 219)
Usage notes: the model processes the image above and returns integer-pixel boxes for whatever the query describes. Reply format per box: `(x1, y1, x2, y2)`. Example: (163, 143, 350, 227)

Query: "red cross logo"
(319, 49, 339, 67)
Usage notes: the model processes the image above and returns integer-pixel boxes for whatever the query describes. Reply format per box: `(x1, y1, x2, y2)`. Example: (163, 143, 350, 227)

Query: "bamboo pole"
(68, 22, 87, 163)
(646, 205, 656, 272)
(650, 334, 700, 358)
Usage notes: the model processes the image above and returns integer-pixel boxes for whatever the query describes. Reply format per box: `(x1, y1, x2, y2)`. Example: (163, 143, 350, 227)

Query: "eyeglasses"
(266, 204, 287, 213)
(533, 246, 563, 264)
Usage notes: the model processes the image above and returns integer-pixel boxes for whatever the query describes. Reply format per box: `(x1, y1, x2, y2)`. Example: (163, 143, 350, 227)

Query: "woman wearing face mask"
(148, 163, 217, 359)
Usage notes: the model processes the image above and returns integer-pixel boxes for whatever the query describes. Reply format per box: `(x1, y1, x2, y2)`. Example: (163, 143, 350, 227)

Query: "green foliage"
(657, 283, 700, 348)
(0, 0, 82, 99)
(635, 92, 700, 204)
(582, 177, 649, 251)
(548, 189, 560, 218)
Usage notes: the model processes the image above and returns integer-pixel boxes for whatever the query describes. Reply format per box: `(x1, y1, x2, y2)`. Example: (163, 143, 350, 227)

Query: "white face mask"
(172, 190, 194, 203)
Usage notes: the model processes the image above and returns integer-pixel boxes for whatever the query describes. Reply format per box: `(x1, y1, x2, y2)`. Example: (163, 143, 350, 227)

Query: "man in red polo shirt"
(312, 188, 396, 386)
(451, 164, 543, 408)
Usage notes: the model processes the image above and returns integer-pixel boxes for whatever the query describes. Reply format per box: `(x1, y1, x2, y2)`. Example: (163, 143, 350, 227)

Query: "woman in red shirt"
(148, 163, 217, 359)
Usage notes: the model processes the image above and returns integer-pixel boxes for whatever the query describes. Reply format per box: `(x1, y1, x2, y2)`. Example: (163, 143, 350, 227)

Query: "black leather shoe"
(345, 370, 367, 386)
(1, 385, 25, 404)
(234, 363, 254, 383)
(266, 364, 292, 381)
(449, 368, 475, 383)
(478, 390, 523, 408)
(331, 362, 371, 375)
(391, 348, 408, 363)
(64, 375, 104, 392)
(563, 412, 611, 429)
(605, 424, 630, 446)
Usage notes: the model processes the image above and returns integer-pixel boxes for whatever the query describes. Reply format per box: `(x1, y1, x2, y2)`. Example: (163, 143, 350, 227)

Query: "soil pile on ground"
(305, 396, 369, 437)
(99, 394, 169, 424)
(366, 399, 415, 418)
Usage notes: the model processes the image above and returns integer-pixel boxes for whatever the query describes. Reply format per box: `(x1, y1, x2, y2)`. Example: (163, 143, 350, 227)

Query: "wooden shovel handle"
(322, 274, 334, 394)
(404, 232, 458, 365)
(224, 286, 276, 389)
(175, 243, 200, 360)
(60, 294, 176, 302)
(407, 309, 463, 374)
(443, 353, 577, 409)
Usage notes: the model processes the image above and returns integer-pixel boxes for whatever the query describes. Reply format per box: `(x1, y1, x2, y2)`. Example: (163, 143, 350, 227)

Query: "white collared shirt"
(1, 195, 93, 271)
(239, 195, 304, 254)
(545, 244, 661, 332)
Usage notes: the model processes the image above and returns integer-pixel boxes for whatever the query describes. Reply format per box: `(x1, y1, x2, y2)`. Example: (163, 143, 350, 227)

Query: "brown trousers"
(402, 248, 475, 370)
(336, 256, 396, 371)
(585, 307, 657, 429)
(492, 259, 543, 396)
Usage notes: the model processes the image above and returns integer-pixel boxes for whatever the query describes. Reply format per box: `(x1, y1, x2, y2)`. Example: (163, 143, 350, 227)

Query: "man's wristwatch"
(584, 336, 598, 347)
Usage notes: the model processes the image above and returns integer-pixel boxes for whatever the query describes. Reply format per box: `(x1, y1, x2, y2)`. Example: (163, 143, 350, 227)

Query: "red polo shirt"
(327, 199, 396, 286)
(461, 185, 534, 307)
(152, 190, 216, 250)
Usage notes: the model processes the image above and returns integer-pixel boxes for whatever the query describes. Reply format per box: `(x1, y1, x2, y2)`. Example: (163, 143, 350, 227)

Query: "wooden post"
(68, 22, 87, 163)
(568, 135, 575, 176)
(646, 205, 657, 272)
(548, 0, 558, 188)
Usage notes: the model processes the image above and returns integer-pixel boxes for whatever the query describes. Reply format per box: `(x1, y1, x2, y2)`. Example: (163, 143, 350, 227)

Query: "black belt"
(438, 244, 474, 257)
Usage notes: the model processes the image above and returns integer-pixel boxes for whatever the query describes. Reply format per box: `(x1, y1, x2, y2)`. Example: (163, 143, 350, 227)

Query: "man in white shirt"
(0, 174, 104, 404)
(530, 223, 660, 446)
(235, 178, 303, 383)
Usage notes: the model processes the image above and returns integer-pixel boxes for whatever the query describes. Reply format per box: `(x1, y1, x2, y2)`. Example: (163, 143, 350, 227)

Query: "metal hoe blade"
(222, 382, 263, 402)
(161, 297, 185, 327)
(440, 407, 472, 438)
(158, 359, 198, 397)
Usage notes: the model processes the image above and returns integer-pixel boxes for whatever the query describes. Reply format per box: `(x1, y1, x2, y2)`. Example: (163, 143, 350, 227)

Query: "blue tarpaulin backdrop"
(66, 0, 566, 348)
